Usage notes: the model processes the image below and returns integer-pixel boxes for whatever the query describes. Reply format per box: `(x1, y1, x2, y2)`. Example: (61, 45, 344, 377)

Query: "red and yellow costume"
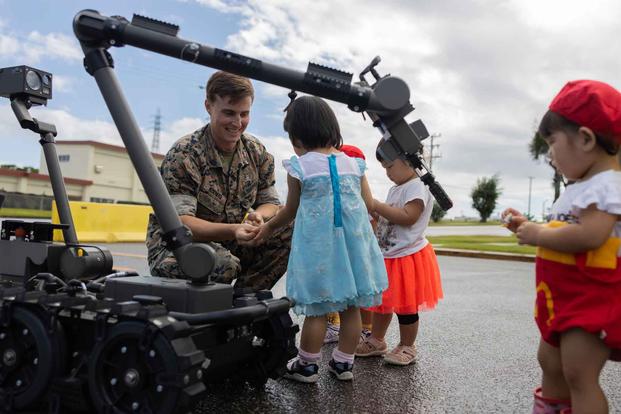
(535, 220, 621, 359)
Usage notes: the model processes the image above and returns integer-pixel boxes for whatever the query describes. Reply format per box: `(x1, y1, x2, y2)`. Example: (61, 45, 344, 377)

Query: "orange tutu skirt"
(368, 243, 443, 314)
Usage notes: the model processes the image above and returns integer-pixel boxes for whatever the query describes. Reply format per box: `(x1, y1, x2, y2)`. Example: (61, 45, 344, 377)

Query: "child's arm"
(517, 205, 618, 252)
(360, 175, 375, 213)
(253, 174, 301, 243)
(374, 198, 424, 226)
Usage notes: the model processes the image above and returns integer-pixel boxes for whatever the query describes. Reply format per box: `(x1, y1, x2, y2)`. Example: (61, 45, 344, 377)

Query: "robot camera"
(0, 65, 52, 105)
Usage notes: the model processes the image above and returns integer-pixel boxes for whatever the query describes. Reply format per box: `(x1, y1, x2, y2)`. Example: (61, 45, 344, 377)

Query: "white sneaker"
(360, 328, 372, 342)
(323, 323, 340, 344)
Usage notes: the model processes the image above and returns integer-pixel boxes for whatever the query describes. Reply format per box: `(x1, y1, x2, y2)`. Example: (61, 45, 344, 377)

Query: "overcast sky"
(1, 0, 620, 219)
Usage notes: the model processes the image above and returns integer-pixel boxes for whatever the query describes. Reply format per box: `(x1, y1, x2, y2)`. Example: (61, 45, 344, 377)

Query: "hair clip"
(283, 90, 298, 112)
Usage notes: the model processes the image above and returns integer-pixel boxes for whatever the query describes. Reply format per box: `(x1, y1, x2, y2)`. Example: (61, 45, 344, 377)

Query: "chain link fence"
(0, 191, 53, 210)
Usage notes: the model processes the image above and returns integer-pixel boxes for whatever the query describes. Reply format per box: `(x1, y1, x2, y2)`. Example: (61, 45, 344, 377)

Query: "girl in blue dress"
(252, 96, 388, 382)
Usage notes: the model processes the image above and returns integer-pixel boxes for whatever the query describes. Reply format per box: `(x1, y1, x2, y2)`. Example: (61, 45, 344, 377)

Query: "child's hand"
(501, 208, 527, 233)
(235, 223, 260, 246)
(243, 211, 264, 227)
(251, 223, 274, 246)
(372, 198, 383, 215)
(516, 222, 543, 246)
(368, 198, 377, 214)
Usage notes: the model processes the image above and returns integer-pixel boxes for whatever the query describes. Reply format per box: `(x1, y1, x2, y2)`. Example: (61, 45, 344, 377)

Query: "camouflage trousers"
(148, 223, 292, 291)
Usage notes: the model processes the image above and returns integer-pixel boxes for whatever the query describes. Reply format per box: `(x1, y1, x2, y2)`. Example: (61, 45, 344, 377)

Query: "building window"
(90, 197, 115, 204)
(58, 154, 70, 162)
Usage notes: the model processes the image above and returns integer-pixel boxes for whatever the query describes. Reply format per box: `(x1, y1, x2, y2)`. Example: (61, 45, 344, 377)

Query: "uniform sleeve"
(160, 147, 202, 217)
(254, 147, 282, 206)
(571, 174, 621, 215)
(402, 179, 428, 208)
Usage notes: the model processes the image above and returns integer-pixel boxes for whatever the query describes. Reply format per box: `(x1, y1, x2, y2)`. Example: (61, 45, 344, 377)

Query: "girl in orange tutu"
(356, 153, 443, 366)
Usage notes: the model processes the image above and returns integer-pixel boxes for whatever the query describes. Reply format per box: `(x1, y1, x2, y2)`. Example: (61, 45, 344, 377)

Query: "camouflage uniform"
(146, 125, 292, 291)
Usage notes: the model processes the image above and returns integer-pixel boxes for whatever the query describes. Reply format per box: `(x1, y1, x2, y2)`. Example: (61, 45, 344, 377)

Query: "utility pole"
(541, 199, 550, 222)
(527, 176, 535, 218)
(151, 107, 161, 153)
(428, 133, 442, 172)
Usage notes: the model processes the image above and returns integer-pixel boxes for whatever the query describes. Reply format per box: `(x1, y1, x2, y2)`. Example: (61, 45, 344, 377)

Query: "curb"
(434, 248, 535, 263)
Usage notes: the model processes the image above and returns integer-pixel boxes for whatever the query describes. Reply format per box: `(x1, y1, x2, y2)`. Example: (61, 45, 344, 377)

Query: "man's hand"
(243, 211, 264, 227)
(235, 223, 260, 246)
(516, 222, 543, 246)
(501, 208, 528, 233)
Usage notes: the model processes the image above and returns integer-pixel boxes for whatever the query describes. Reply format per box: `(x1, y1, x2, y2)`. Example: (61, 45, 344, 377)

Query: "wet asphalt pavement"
(105, 243, 621, 414)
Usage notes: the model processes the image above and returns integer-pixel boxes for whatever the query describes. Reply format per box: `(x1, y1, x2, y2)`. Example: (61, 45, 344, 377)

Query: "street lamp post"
(527, 176, 535, 218)
(541, 199, 550, 222)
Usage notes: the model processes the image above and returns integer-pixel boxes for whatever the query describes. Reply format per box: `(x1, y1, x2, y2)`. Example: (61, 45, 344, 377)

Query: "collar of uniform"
(201, 125, 221, 169)
(202, 124, 251, 170)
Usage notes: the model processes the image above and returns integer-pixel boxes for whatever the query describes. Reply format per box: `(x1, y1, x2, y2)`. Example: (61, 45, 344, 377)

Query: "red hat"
(340, 144, 366, 160)
(549, 80, 621, 143)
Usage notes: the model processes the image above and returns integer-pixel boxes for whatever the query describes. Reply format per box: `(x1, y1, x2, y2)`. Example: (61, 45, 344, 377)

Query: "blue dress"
(283, 152, 388, 316)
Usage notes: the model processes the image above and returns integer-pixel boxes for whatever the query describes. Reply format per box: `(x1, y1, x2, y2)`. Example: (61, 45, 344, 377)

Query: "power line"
(151, 108, 162, 153)
(427, 133, 442, 172)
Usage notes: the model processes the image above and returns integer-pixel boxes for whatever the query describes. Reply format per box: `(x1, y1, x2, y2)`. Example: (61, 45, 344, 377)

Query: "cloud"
(192, 0, 250, 15)
(25, 32, 82, 63)
(0, 34, 18, 56)
(28, 106, 122, 144)
(50, 75, 75, 93)
(192, 0, 621, 218)
(158, 117, 206, 153)
(0, 31, 81, 64)
(0, 102, 205, 171)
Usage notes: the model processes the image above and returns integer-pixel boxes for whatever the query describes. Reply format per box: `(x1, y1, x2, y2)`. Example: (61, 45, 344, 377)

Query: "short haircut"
(283, 96, 342, 150)
(539, 110, 619, 155)
(206, 71, 254, 103)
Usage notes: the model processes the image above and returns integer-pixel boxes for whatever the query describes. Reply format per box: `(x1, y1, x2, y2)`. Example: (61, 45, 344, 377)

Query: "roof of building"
(56, 140, 165, 160)
(0, 168, 93, 186)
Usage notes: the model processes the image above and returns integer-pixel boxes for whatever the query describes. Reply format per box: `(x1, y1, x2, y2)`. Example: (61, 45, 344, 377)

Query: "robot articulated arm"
(72, 10, 453, 281)
(73, 10, 453, 211)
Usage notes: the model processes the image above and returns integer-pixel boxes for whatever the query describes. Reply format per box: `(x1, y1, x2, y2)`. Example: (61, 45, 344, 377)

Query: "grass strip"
(427, 235, 536, 255)
(429, 220, 502, 226)
(0, 208, 52, 219)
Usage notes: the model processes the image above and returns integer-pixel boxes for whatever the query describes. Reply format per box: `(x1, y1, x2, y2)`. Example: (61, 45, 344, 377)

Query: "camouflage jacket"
(146, 124, 280, 253)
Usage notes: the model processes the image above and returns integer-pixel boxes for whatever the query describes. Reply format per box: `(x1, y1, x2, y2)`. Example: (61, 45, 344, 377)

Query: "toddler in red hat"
(503, 80, 621, 414)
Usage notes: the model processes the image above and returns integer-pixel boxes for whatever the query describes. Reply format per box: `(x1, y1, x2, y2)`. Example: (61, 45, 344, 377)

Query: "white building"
(0, 140, 164, 204)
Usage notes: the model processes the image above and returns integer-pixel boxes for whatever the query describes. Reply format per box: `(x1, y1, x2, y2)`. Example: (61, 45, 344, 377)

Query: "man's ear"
(578, 126, 597, 151)
(204, 99, 211, 115)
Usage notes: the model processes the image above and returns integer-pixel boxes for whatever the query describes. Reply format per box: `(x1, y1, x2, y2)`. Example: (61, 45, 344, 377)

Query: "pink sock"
(332, 348, 355, 365)
(298, 348, 321, 365)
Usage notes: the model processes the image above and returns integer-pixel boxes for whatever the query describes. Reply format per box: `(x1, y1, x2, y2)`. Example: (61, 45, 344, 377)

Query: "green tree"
(431, 202, 446, 223)
(529, 131, 562, 201)
(471, 174, 502, 222)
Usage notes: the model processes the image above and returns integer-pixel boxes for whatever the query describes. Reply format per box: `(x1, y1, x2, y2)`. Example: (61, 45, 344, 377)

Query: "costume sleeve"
(282, 156, 304, 181)
(160, 146, 201, 217)
(402, 179, 428, 208)
(571, 173, 621, 215)
(255, 147, 282, 206)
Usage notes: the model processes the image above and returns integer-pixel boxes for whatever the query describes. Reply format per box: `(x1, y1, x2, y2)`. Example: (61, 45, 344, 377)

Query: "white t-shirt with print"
(375, 177, 434, 258)
(549, 170, 621, 256)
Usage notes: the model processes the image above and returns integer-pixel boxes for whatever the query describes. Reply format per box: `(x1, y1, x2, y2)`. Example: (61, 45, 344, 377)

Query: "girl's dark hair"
(283, 96, 342, 149)
(538, 110, 619, 155)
